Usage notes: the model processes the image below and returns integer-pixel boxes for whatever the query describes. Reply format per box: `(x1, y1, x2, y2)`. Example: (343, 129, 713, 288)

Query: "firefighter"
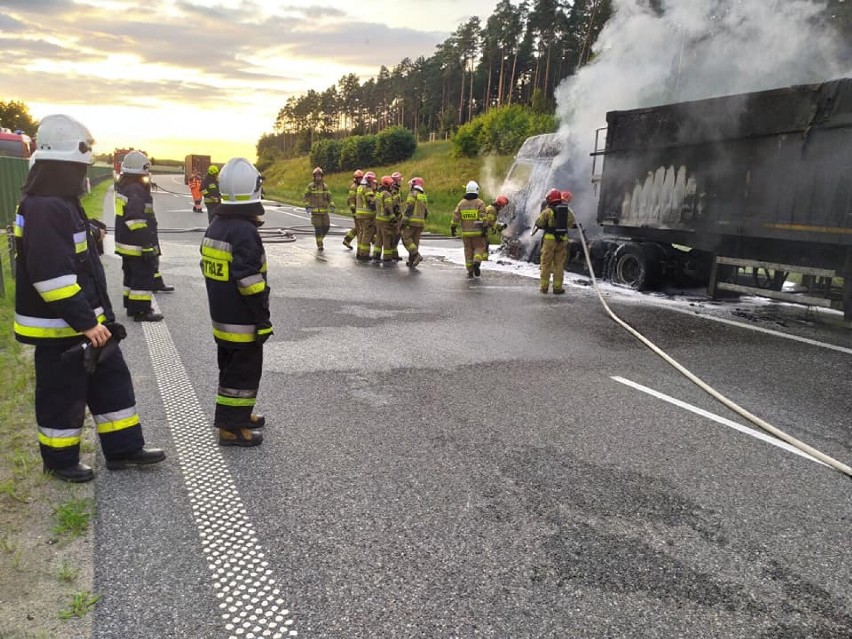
(401, 177, 428, 268)
(200, 158, 271, 447)
(304, 166, 334, 250)
(114, 150, 164, 321)
(189, 172, 203, 213)
(534, 188, 576, 294)
(450, 180, 488, 277)
(374, 176, 398, 264)
(14, 114, 165, 482)
(201, 164, 221, 223)
(389, 171, 404, 260)
(482, 194, 510, 261)
(342, 169, 362, 249)
(355, 171, 377, 261)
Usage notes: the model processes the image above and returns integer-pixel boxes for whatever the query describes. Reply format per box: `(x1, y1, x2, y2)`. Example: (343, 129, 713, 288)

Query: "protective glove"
(255, 321, 273, 345)
(305, 206, 313, 215)
(496, 222, 507, 232)
(331, 204, 336, 214)
(450, 226, 457, 237)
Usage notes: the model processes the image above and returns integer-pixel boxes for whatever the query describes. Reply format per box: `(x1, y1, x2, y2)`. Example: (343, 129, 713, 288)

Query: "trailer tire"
(612, 242, 655, 290)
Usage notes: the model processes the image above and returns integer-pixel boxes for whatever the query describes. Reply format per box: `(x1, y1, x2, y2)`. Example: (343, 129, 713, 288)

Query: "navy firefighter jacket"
(200, 204, 270, 347)
(14, 194, 114, 347)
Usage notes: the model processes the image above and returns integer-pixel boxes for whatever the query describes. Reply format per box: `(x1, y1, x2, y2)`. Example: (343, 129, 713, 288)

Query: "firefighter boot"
(105, 447, 166, 470)
(219, 428, 263, 447)
(249, 413, 266, 428)
(409, 253, 422, 268)
(553, 289, 566, 295)
(44, 462, 94, 483)
(133, 310, 164, 322)
(473, 262, 481, 277)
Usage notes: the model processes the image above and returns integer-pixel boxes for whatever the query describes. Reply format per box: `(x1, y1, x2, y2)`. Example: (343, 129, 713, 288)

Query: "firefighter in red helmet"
(534, 188, 576, 294)
(482, 194, 509, 261)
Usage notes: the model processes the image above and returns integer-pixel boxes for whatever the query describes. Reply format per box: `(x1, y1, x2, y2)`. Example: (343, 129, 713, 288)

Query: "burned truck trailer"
(593, 78, 852, 319)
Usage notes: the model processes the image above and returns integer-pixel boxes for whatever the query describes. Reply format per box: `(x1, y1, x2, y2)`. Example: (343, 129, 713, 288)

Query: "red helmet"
(381, 175, 394, 188)
(312, 166, 323, 176)
(408, 176, 423, 188)
(353, 169, 364, 179)
(561, 190, 573, 203)
(546, 188, 562, 204)
(391, 171, 402, 183)
(364, 171, 376, 183)
(495, 195, 509, 207)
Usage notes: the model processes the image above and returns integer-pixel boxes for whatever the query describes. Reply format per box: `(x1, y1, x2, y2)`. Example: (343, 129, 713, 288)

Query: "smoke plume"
(546, 0, 850, 237)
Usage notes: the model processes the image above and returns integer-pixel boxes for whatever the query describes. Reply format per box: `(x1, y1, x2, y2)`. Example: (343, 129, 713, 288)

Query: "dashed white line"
(611, 376, 825, 466)
(143, 321, 298, 638)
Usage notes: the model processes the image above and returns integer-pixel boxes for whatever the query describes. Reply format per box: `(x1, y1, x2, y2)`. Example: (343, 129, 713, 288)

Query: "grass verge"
(262, 140, 515, 238)
(0, 195, 96, 638)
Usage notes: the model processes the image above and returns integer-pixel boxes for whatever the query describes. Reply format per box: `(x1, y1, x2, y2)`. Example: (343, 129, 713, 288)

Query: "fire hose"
(574, 223, 852, 479)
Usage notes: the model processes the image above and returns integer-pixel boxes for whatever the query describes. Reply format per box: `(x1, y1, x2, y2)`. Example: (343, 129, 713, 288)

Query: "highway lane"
(91, 179, 852, 639)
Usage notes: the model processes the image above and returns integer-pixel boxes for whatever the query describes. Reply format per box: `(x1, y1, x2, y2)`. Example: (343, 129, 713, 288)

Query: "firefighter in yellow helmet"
(201, 164, 221, 223)
(450, 180, 488, 277)
(482, 194, 509, 261)
(534, 188, 576, 294)
(342, 169, 363, 249)
(304, 166, 335, 250)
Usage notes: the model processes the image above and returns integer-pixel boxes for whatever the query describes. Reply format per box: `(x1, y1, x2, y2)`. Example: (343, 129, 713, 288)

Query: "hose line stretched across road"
(574, 224, 852, 479)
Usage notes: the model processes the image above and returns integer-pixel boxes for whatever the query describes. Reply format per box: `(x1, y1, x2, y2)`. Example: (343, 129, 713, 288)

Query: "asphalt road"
(92, 174, 852, 639)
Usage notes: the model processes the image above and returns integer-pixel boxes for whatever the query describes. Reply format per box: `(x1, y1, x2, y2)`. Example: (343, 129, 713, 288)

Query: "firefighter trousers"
(35, 343, 145, 470)
(540, 238, 568, 291)
(462, 236, 487, 272)
(311, 213, 330, 248)
(122, 256, 156, 316)
(215, 344, 264, 431)
(402, 225, 422, 262)
(355, 216, 375, 259)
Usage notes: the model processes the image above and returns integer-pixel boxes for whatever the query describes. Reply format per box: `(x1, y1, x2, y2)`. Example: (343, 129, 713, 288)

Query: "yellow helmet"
(208, 165, 219, 175)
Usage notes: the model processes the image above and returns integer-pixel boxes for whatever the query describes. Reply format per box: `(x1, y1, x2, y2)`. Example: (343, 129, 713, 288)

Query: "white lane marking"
(611, 376, 826, 466)
(660, 305, 852, 356)
(142, 322, 298, 638)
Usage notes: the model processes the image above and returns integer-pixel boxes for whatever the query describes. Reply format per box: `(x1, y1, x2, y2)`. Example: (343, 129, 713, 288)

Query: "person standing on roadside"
(200, 158, 271, 447)
(14, 114, 166, 482)
(201, 164, 221, 223)
(304, 166, 334, 251)
(114, 150, 165, 321)
(401, 177, 428, 268)
(342, 169, 362, 249)
(450, 180, 487, 278)
(534, 188, 576, 294)
(189, 172, 203, 213)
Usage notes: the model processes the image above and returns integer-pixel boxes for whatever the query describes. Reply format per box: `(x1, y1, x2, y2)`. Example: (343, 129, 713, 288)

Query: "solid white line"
(611, 376, 826, 466)
(659, 305, 852, 356)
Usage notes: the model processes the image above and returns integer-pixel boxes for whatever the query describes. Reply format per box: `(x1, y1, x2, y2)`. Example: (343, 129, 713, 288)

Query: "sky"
(1, 0, 502, 162)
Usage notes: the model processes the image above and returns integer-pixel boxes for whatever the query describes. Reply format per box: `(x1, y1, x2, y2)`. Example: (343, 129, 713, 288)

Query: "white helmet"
(32, 114, 94, 164)
(121, 150, 150, 175)
(219, 157, 263, 205)
(465, 180, 479, 195)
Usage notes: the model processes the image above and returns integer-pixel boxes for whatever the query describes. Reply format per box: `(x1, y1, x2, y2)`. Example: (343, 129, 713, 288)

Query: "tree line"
(258, 0, 615, 164)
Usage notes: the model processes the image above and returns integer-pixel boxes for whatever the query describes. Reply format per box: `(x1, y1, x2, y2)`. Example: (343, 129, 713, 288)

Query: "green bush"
(375, 127, 417, 165)
(451, 105, 557, 157)
(309, 138, 343, 173)
(339, 135, 376, 171)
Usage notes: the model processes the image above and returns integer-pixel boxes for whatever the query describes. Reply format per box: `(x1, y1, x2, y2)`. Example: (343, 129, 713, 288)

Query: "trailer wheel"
(612, 243, 654, 290)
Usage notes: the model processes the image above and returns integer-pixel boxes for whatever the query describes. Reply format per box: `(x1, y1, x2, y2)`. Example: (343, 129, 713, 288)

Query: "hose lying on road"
(575, 224, 852, 479)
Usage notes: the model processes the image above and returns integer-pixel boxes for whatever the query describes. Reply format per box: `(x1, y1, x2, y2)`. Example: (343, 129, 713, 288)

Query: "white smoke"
(549, 0, 850, 233)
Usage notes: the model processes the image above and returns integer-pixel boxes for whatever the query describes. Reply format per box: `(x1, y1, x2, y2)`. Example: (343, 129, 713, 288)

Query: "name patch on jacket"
(202, 256, 229, 281)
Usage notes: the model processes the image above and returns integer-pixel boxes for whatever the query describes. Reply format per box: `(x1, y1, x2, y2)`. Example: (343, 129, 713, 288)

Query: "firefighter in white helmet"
(200, 158, 271, 446)
(15, 114, 165, 482)
(304, 166, 335, 250)
(450, 180, 488, 277)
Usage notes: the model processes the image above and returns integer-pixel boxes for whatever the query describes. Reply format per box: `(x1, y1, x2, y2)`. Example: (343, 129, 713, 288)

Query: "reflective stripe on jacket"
(304, 180, 333, 214)
(451, 198, 486, 237)
(200, 209, 270, 347)
(14, 194, 114, 346)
